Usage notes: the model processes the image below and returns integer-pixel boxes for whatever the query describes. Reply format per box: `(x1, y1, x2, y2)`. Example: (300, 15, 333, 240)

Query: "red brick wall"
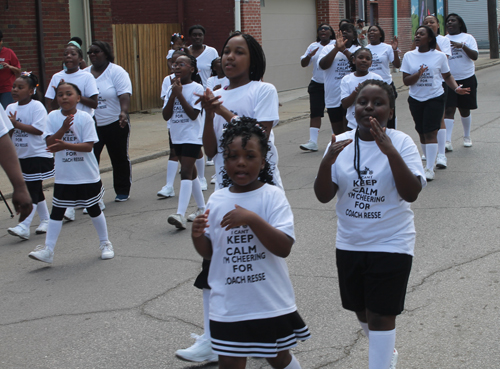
(377, 1, 413, 54)
(241, 0, 262, 44)
(90, 0, 114, 45)
(110, 0, 178, 24)
(317, 0, 344, 29)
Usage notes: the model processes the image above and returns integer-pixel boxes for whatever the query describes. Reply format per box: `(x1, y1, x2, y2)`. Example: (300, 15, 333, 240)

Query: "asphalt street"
(1, 63, 500, 369)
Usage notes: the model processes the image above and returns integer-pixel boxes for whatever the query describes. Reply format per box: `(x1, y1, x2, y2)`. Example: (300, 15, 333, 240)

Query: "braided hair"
(220, 116, 274, 188)
(18, 72, 40, 97)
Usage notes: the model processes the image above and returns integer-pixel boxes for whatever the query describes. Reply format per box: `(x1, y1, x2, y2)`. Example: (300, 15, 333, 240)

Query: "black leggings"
(50, 204, 101, 221)
(25, 180, 45, 204)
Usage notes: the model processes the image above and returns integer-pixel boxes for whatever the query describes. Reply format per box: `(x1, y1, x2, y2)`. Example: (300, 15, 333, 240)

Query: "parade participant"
(0, 30, 21, 108)
(192, 117, 310, 369)
(356, 19, 368, 47)
(188, 25, 219, 88)
(299, 23, 335, 152)
(6, 72, 53, 239)
(315, 79, 425, 369)
(444, 13, 479, 149)
(28, 81, 113, 264)
(167, 33, 187, 70)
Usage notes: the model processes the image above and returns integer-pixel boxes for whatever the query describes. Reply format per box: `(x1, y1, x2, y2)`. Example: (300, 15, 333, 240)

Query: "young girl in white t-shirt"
(163, 54, 206, 230)
(192, 117, 309, 369)
(315, 79, 426, 369)
(341, 48, 383, 130)
(6, 72, 54, 240)
(28, 81, 113, 264)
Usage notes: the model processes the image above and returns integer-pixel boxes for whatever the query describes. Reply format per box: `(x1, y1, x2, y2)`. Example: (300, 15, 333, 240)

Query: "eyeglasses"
(87, 50, 102, 55)
(171, 62, 188, 68)
(319, 26, 331, 31)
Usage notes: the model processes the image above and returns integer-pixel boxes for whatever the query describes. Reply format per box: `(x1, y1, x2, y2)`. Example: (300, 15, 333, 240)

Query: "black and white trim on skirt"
(52, 181, 104, 209)
(20, 157, 55, 181)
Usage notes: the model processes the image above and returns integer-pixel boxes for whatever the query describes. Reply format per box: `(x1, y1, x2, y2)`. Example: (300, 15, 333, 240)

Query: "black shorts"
(171, 143, 202, 158)
(52, 180, 104, 209)
(445, 74, 478, 110)
(20, 157, 54, 182)
(194, 259, 211, 289)
(308, 80, 326, 118)
(336, 249, 413, 316)
(210, 311, 310, 357)
(327, 106, 346, 123)
(408, 93, 445, 134)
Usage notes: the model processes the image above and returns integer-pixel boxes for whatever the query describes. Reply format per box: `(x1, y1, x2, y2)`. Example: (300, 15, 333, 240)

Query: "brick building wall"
(90, 0, 114, 45)
(241, 0, 262, 44)
(317, 0, 344, 29)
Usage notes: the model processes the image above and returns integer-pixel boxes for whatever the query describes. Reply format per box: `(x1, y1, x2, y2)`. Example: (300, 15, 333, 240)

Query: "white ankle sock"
(45, 219, 63, 252)
(368, 329, 396, 369)
(196, 157, 205, 181)
(37, 200, 50, 221)
(91, 212, 109, 243)
(21, 204, 37, 228)
(437, 129, 446, 155)
(309, 127, 319, 144)
(461, 115, 471, 138)
(445, 118, 454, 142)
(420, 143, 427, 157)
(359, 320, 370, 337)
(203, 288, 211, 338)
(191, 178, 206, 209)
(177, 180, 193, 216)
(166, 160, 178, 188)
(284, 354, 302, 369)
(426, 143, 438, 170)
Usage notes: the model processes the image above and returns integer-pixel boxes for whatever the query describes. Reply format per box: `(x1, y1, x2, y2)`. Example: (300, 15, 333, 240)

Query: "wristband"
(455, 84, 463, 92)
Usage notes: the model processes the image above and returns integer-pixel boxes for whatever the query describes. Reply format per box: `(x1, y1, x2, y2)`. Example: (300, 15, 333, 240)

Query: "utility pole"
(487, 0, 499, 58)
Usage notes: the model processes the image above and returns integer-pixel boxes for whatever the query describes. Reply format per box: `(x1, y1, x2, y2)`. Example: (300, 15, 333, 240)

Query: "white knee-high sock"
(196, 157, 205, 180)
(284, 354, 302, 369)
(445, 118, 454, 142)
(191, 178, 206, 209)
(45, 219, 63, 252)
(420, 143, 427, 158)
(203, 288, 211, 338)
(177, 180, 192, 216)
(368, 329, 396, 369)
(20, 204, 37, 228)
(37, 200, 50, 221)
(166, 160, 178, 188)
(461, 115, 471, 138)
(309, 127, 319, 144)
(437, 129, 446, 155)
(359, 320, 370, 337)
(91, 212, 109, 243)
(426, 144, 438, 170)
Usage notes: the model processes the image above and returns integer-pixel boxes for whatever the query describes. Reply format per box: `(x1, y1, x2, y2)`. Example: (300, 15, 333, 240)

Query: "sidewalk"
(1, 52, 499, 199)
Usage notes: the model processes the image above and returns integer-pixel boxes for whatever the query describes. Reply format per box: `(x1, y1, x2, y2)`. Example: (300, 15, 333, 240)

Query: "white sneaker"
(463, 137, 472, 147)
(8, 224, 30, 240)
(64, 207, 75, 221)
(168, 214, 187, 229)
(206, 159, 214, 166)
(421, 155, 426, 162)
(436, 154, 447, 169)
(157, 186, 175, 198)
(199, 177, 208, 191)
(210, 174, 216, 184)
(299, 140, 318, 152)
(100, 241, 114, 260)
(425, 168, 435, 181)
(187, 207, 205, 222)
(29, 245, 54, 264)
(35, 220, 49, 234)
(445, 141, 453, 152)
(389, 348, 398, 369)
(175, 333, 218, 363)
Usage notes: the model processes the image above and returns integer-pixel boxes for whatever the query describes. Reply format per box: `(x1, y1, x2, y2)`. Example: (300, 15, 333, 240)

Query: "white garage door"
(261, 0, 317, 92)
(448, 0, 494, 48)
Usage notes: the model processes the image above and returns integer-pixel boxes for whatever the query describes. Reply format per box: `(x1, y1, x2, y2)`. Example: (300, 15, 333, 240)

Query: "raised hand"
(220, 204, 253, 231)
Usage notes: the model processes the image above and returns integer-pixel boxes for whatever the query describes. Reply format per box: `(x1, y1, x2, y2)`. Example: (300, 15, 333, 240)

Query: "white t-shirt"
(166, 49, 175, 60)
(165, 81, 204, 145)
(206, 76, 229, 91)
(301, 40, 335, 84)
(436, 35, 452, 57)
(46, 110, 100, 185)
(6, 101, 52, 159)
(211, 81, 283, 190)
(161, 73, 174, 129)
(0, 104, 12, 137)
(326, 129, 426, 256)
(205, 184, 297, 322)
(445, 33, 478, 80)
(400, 49, 450, 102)
(190, 45, 219, 87)
(367, 42, 395, 84)
(340, 72, 383, 129)
(84, 63, 132, 126)
(45, 69, 99, 116)
(318, 44, 361, 108)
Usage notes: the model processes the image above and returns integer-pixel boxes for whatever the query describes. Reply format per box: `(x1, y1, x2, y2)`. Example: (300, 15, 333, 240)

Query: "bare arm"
(402, 64, 427, 86)
(118, 93, 131, 128)
(301, 47, 319, 67)
(391, 36, 401, 68)
(192, 209, 213, 260)
(9, 112, 43, 135)
(80, 94, 98, 109)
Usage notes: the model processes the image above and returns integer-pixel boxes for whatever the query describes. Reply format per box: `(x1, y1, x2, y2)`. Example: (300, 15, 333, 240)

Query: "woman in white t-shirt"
(444, 13, 479, 149)
(315, 79, 425, 369)
(6, 73, 53, 240)
(299, 23, 335, 152)
(366, 25, 401, 129)
(318, 22, 361, 134)
(188, 25, 219, 88)
(401, 26, 469, 181)
(85, 41, 132, 203)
